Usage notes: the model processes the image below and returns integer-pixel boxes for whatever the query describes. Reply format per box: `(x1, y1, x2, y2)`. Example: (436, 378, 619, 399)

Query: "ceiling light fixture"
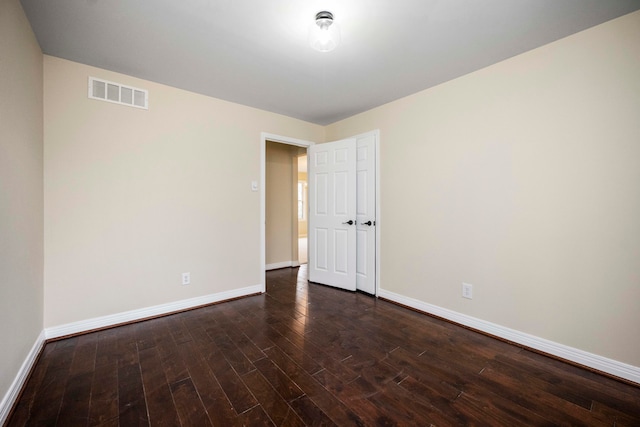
(309, 11, 340, 52)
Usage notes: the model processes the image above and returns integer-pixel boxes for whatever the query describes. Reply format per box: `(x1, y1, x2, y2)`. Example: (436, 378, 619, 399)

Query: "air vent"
(88, 77, 148, 110)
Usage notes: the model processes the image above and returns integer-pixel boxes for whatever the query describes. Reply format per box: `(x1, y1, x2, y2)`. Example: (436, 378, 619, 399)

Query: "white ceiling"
(20, 0, 640, 125)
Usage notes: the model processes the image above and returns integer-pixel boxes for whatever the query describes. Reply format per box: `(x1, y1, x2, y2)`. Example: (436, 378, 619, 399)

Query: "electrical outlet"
(182, 272, 190, 286)
(462, 282, 473, 299)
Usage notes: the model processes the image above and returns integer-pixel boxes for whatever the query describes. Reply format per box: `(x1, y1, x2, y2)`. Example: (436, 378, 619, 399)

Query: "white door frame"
(260, 130, 380, 296)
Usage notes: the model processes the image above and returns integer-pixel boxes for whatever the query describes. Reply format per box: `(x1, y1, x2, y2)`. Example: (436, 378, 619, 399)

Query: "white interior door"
(356, 134, 376, 294)
(308, 138, 357, 291)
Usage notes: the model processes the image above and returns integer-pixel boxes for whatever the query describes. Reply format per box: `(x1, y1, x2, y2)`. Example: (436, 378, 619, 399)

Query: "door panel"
(315, 173, 328, 214)
(315, 228, 328, 271)
(334, 229, 349, 273)
(308, 138, 357, 290)
(356, 229, 368, 275)
(335, 172, 348, 214)
(356, 134, 376, 294)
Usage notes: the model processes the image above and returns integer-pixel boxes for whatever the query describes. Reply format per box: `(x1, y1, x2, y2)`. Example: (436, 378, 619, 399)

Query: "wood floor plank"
(25, 338, 77, 424)
(185, 358, 240, 427)
(507, 349, 640, 414)
(170, 377, 213, 427)
(143, 387, 180, 427)
(68, 333, 99, 376)
(261, 324, 324, 375)
(94, 328, 119, 369)
(207, 327, 256, 375)
(117, 362, 149, 426)
(237, 404, 277, 426)
(263, 345, 368, 427)
(385, 346, 462, 400)
(7, 343, 55, 425)
(591, 400, 640, 426)
(241, 369, 306, 427)
(367, 380, 450, 426)
(115, 324, 140, 368)
(87, 358, 119, 426)
(56, 371, 93, 426)
(223, 323, 268, 363)
(202, 342, 259, 414)
(232, 316, 279, 351)
(312, 361, 404, 425)
(149, 317, 190, 385)
(167, 313, 195, 346)
(253, 357, 305, 402)
(468, 365, 611, 426)
(138, 346, 181, 427)
(264, 322, 363, 381)
(288, 395, 339, 427)
(452, 391, 551, 427)
(9, 265, 640, 426)
(396, 375, 474, 425)
(488, 355, 594, 409)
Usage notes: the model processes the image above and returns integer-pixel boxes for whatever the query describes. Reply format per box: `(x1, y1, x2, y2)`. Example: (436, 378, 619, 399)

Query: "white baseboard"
(0, 330, 46, 425)
(377, 288, 640, 385)
(45, 284, 262, 339)
(266, 261, 296, 270)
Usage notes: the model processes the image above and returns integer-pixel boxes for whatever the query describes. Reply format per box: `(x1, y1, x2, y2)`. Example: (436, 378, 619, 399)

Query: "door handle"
(342, 220, 354, 225)
(361, 221, 373, 226)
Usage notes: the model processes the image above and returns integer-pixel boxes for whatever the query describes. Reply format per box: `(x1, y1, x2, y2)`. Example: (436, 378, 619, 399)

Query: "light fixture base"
(309, 10, 340, 52)
(315, 11, 333, 22)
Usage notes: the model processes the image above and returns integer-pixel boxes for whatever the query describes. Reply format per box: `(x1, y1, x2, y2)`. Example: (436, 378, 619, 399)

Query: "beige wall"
(266, 142, 301, 265)
(326, 11, 640, 366)
(43, 56, 323, 327)
(0, 0, 44, 405)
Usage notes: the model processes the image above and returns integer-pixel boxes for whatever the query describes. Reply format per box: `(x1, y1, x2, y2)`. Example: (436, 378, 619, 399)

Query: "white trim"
(260, 132, 315, 293)
(0, 330, 46, 425)
(375, 130, 380, 297)
(45, 285, 262, 339)
(261, 133, 315, 149)
(377, 288, 640, 385)
(266, 261, 297, 270)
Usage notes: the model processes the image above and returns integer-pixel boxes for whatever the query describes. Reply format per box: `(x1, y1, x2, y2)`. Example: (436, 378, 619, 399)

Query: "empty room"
(1, 0, 639, 425)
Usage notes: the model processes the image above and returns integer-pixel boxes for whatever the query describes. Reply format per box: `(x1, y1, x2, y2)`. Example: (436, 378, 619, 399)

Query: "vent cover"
(88, 77, 148, 110)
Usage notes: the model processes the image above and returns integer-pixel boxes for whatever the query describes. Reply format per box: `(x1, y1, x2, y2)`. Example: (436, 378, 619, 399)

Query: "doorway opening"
(260, 133, 314, 292)
(265, 141, 307, 270)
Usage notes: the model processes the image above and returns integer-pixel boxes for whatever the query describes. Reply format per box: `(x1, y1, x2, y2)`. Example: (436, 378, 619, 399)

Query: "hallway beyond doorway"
(298, 237, 307, 264)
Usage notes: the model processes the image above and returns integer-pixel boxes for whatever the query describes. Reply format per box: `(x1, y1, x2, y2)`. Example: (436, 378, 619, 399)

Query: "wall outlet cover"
(462, 282, 473, 299)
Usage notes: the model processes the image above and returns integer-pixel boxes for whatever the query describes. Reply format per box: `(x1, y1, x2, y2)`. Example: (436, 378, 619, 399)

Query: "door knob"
(361, 221, 372, 226)
(342, 220, 354, 225)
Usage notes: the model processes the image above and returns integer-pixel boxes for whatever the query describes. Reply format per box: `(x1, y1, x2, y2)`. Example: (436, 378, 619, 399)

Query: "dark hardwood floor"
(7, 266, 640, 426)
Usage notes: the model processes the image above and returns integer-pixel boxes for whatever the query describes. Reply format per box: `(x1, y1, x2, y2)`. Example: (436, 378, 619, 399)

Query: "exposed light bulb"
(309, 11, 340, 52)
